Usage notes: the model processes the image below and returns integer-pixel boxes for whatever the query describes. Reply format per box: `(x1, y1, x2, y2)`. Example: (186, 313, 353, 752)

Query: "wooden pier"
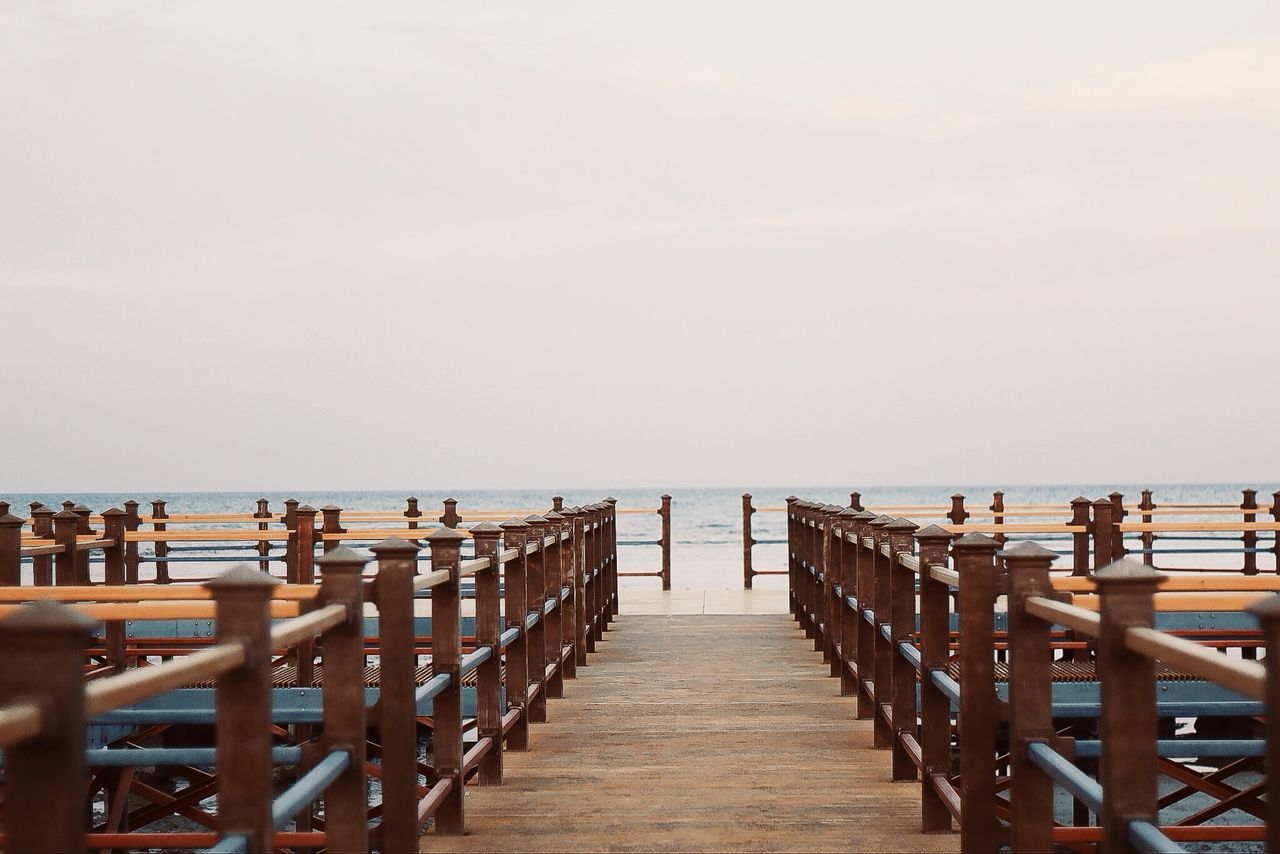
(430, 613, 955, 853)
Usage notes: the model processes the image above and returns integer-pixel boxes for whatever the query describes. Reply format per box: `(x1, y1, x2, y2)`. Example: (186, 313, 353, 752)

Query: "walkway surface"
(426, 613, 958, 853)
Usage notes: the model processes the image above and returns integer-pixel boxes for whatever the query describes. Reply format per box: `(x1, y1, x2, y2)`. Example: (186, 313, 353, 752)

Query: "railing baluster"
(471, 522, 505, 784)
(953, 532, 1000, 851)
(426, 526, 467, 835)
(501, 518, 533, 750)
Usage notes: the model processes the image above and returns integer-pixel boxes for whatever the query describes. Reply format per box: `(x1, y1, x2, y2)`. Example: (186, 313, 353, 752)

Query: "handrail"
(0, 584, 321, 602)
(269, 604, 347, 650)
(412, 568, 451, 592)
(1124, 626, 1265, 699)
(0, 600, 302, 621)
(1023, 595, 1101, 637)
(0, 702, 43, 749)
(84, 642, 247, 718)
(460, 556, 492, 577)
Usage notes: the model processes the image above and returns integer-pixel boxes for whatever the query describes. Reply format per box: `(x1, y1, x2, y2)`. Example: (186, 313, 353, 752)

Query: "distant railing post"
(254, 497, 271, 572)
(123, 500, 141, 583)
(1271, 491, 1280, 569)
(151, 499, 170, 583)
(869, 515, 894, 747)
(952, 532, 1001, 851)
(1092, 497, 1115, 571)
(1245, 595, 1280, 853)
(658, 494, 672, 590)
(1069, 496, 1092, 575)
(73, 504, 93, 584)
(282, 498, 299, 581)
(1243, 488, 1259, 575)
(369, 536, 420, 853)
(853, 511, 878, 721)
(501, 519, 533, 750)
(0, 511, 22, 587)
(294, 505, 319, 690)
(947, 493, 969, 526)
(102, 508, 127, 671)
(887, 518, 919, 781)
(206, 565, 279, 854)
(1004, 542, 1057, 853)
(404, 496, 421, 529)
(1138, 490, 1155, 567)
(605, 497, 620, 618)
(0, 602, 96, 854)
(440, 498, 461, 529)
(543, 512, 566, 700)
(320, 504, 344, 554)
(523, 515, 550, 721)
(849, 491, 863, 511)
(555, 511, 577, 680)
(785, 497, 799, 619)
(817, 506, 835, 665)
(315, 547, 370, 852)
(1094, 559, 1163, 853)
(836, 507, 859, 689)
(425, 526, 467, 835)
(53, 509, 79, 586)
(1109, 491, 1127, 559)
(915, 525, 954, 833)
(30, 504, 54, 586)
(590, 504, 607, 643)
(742, 493, 756, 589)
(990, 491, 1005, 548)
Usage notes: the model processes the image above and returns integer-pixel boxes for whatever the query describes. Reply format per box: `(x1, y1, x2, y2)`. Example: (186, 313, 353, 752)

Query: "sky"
(2, 2, 1278, 491)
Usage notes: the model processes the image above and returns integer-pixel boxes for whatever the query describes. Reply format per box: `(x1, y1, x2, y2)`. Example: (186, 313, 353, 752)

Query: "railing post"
(320, 504, 344, 554)
(122, 500, 141, 583)
(550, 512, 576, 681)
(0, 511, 23, 586)
(1139, 490, 1155, 567)
(53, 509, 79, 586)
(440, 498, 461, 529)
(405, 496, 421, 529)
(73, 504, 93, 584)
(254, 497, 272, 572)
(294, 505, 319, 690)
(1245, 594, 1280, 853)
(369, 536, 421, 853)
(853, 511, 878, 721)
(658, 494, 672, 591)
(785, 497, 799, 619)
(1095, 559, 1163, 853)
(1004, 542, 1057, 853)
(102, 508, 127, 671)
(605, 497, 619, 618)
(835, 508, 859, 695)
(315, 547, 370, 853)
(952, 532, 1001, 851)
(849, 491, 863, 511)
(742, 493, 756, 589)
(30, 504, 54, 586)
(543, 512, 567, 700)
(819, 505, 839, 665)
(947, 494, 969, 526)
(205, 565, 279, 853)
(425, 526, 466, 835)
(1271, 491, 1280, 569)
(915, 525, 954, 833)
(590, 504, 607, 642)
(1069, 497, 1092, 576)
(0, 602, 95, 854)
(870, 515, 895, 748)
(1242, 488, 1259, 575)
(887, 518, 919, 781)
(282, 498, 299, 581)
(151, 499, 170, 583)
(1109, 491, 1127, 559)
(523, 514, 550, 721)
(1092, 497, 1115, 571)
(501, 519, 532, 750)
(990, 491, 1005, 548)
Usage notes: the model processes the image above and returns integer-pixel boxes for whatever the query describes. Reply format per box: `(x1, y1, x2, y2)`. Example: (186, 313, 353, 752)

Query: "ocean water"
(4, 483, 1276, 588)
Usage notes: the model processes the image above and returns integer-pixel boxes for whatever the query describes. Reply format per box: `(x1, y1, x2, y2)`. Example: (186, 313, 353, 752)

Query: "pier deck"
(429, 613, 956, 852)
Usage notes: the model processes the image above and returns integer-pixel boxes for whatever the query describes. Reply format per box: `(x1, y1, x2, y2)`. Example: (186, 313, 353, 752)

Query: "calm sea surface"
(3, 484, 1275, 589)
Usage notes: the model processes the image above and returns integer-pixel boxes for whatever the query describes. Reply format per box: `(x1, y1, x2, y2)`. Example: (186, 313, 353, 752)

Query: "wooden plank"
(427, 615, 957, 853)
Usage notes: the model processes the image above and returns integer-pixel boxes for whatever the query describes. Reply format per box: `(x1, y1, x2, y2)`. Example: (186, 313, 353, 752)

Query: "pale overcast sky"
(2, 3, 1277, 491)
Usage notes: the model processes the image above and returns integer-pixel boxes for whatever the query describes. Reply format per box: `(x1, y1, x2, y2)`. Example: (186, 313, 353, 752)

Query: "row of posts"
(0, 501, 620, 853)
(786, 497, 1280, 851)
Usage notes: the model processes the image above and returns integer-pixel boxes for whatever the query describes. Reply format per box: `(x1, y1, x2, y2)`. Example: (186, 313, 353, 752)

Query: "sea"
(4, 483, 1276, 587)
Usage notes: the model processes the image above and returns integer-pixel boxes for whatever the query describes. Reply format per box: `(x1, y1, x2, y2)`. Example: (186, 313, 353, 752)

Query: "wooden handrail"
(0, 702, 43, 750)
(269, 604, 347, 650)
(84, 642, 247, 717)
(1123, 626, 1265, 699)
(0, 584, 320, 602)
(1023, 595, 1102, 637)
(0, 601, 302, 620)
(412, 568, 452, 592)
(1052, 574, 1280, 593)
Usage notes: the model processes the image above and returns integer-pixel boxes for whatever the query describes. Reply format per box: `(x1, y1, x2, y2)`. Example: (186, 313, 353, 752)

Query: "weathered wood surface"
(427, 615, 957, 853)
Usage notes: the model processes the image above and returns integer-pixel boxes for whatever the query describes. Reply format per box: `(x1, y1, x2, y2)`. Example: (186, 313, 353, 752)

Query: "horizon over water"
(4, 483, 1276, 589)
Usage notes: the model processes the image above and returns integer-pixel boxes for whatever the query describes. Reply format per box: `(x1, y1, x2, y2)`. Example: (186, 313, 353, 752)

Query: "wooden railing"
(787, 496, 1278, 853)
(0, 499, 620, 852)
(745, 487, 1280, 588)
